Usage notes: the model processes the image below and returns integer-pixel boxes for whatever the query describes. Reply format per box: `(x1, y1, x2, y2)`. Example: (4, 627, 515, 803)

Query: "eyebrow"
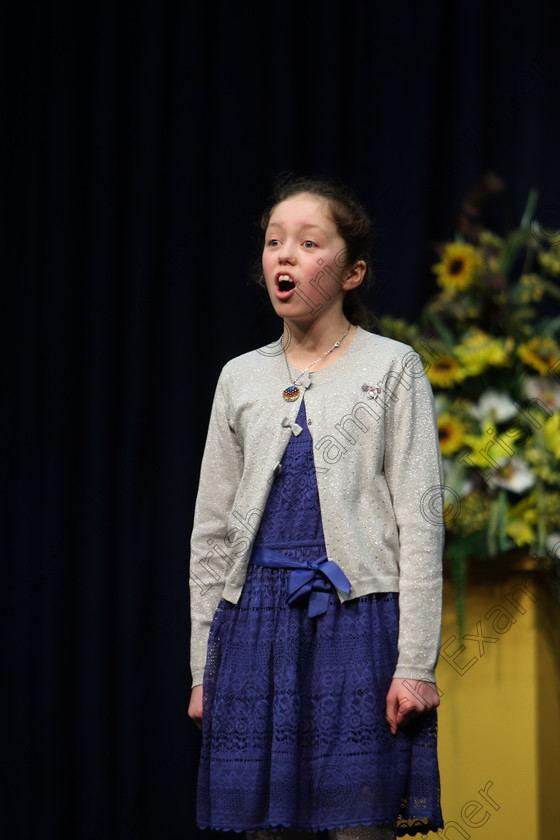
(266, 222, 324, 231)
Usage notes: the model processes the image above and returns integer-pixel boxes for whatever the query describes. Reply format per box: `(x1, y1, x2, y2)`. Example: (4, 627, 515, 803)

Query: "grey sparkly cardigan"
(189, 328, 444, 687)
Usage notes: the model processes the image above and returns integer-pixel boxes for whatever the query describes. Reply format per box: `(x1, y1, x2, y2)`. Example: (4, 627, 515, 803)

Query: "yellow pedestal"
(429, 563, 560, 840)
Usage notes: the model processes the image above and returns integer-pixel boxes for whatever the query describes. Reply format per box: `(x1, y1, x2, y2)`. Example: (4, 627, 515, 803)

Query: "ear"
(342, 260, 366, 291)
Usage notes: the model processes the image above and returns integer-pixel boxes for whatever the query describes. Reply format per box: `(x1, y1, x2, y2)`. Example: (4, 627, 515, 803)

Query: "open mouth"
(275, 273, 296, 298)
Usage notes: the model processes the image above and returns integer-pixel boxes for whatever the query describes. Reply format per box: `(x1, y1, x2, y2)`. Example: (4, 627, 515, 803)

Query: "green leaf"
(497, 189, 540, 275)
(497, 490, 510, 552)
(426, 310, 457, 353)
(486, 498, 500, 556)
(520, 188, 540, 232)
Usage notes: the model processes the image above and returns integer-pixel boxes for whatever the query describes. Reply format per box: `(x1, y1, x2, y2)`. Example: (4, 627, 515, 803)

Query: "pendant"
(282, 385, 300, 402)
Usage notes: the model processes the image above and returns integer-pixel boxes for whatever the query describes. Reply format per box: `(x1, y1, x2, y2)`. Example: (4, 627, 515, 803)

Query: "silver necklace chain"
(282, 323, 351, 386)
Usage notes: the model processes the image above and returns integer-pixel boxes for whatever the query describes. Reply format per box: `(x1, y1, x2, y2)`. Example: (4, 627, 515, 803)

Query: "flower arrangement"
(379, 176, 560, 614)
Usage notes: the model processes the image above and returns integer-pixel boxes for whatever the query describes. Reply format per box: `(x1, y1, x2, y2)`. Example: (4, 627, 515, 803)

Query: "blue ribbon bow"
(250, 546, 352, 617)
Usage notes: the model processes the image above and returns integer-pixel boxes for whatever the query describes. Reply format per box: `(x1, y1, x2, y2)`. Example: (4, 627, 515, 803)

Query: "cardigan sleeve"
(189, 369, 244, 687)
(382, 350, 444, 683)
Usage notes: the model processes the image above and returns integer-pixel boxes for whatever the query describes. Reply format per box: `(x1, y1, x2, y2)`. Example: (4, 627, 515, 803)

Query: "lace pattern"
(198, 401, 442, 835)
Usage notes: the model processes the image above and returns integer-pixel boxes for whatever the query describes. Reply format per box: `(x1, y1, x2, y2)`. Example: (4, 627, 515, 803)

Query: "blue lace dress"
(197, 400, 443, 835)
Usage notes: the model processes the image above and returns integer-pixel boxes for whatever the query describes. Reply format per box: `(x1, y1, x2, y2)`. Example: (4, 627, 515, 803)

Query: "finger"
(396, 707, 418, 729)
(395, 693, 434, 729)
(386, 716, 398, 736)
(387, 695, 406, 735)
(402, 679, 441, 712)
(397, 697, 437, 728)
(402, 696, 438, 717)
(187, 701, 203, 728)
(188, 711, 203, 730)
(385, 696, 399, 735)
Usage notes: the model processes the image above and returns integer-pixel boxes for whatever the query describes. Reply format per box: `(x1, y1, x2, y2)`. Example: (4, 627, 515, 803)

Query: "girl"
(188, 175, 444, 839)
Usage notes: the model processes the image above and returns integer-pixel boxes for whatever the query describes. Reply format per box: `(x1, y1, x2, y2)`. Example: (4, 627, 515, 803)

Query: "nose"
(278, 239, 296, 263)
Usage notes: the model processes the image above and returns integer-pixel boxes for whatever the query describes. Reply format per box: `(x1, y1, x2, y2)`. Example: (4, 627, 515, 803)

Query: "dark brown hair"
(257, 173, 375, 330)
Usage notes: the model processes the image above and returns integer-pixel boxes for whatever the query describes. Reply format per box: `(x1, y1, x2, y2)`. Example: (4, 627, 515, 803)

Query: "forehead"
(267, 194, 335, 231)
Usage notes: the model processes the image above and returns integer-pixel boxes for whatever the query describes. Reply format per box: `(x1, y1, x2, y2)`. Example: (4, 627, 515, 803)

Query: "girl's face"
(262, 194, 362, 324)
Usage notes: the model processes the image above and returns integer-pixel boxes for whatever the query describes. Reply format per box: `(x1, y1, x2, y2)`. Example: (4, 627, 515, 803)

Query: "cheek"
(262, 252, 276, 283)
(261, 250, 270, 272)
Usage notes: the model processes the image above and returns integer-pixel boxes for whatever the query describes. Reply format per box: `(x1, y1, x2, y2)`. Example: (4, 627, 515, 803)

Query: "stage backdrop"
(2, 1, 560, 838)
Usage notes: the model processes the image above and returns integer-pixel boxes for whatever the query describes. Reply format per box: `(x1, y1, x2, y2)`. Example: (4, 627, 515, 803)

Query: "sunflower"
(517, 336, 560, 376)
(437, 413, 467, 456)
(432, 242, 484, 293)
(425, 353, 465, 388)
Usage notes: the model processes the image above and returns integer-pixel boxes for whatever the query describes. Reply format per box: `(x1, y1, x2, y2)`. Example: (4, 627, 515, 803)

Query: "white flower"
(545, 532, 560, 560)
(524, 376, 560, 411)
(487, 456, 536, 493)
(459, 477, 475, 497)
(469, 390, 518, 423)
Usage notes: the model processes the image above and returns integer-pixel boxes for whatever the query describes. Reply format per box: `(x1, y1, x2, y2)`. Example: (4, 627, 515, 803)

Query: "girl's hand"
(188, 684, 204, 730)
(385, 677, 440, 735)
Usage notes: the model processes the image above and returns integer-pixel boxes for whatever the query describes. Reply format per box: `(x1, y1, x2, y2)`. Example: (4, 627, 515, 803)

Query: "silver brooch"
(361, 383, 382, 399)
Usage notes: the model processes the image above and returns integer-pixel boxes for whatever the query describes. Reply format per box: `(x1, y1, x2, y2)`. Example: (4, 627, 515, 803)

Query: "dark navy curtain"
(2, 1, 559, 837)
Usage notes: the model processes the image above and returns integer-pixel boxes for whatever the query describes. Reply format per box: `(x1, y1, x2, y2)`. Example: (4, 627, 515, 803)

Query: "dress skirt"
(197, 400, 443, 835)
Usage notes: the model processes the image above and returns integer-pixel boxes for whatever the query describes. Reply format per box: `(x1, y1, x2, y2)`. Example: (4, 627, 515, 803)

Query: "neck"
(281, 315, 355, 372)
(282, 316, 352, 354)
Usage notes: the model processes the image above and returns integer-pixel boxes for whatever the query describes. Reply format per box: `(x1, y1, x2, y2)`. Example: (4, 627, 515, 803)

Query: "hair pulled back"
(259, 173, 375, 330)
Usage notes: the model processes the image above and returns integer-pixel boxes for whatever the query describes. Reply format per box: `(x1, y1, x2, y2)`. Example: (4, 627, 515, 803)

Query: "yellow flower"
(478, 230, 503, 249)
(437, 413, 467, 456)
(432, 242, 484, 292)
(446, 489, 489, 535)
(425, 354, 465, 388)
(525, 444, 560, 485)
(538, 249, 560, 277)
(518, 273, 547, 303)
(543, 413, 560, 458)
(506, 519, 535, 547)
(462, 426, 498, 469)
(378, 316, 419, 345)
(502, 496, 539, 546)
(517, 336, 560, 376)
(462, 424, 520, 470)
(540, 492, 560, 528)
(454, 328, 513, 376)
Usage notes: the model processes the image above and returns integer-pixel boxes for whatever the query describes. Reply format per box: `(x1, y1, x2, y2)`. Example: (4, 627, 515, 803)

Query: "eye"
(266, 238, 280, 247)
(303, 240, 317, 248)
